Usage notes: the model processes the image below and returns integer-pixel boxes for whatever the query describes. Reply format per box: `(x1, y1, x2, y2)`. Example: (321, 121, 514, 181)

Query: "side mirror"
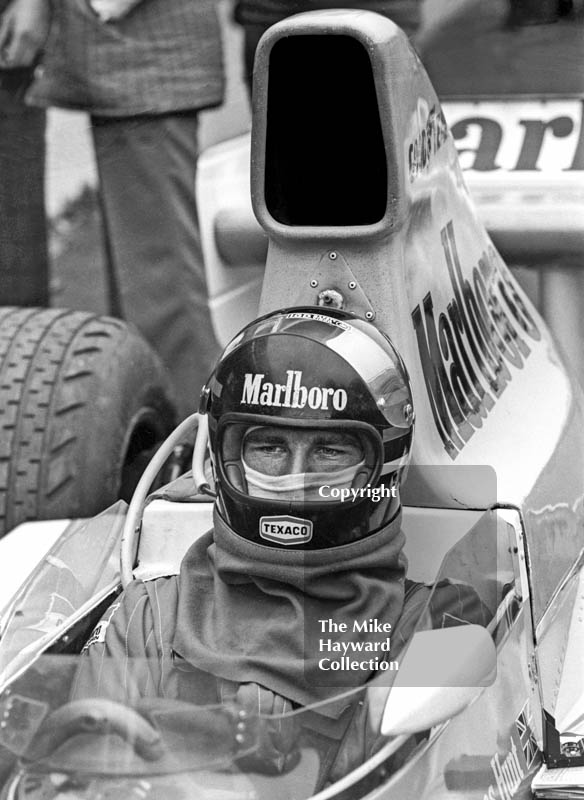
(367, 624, 496, 737)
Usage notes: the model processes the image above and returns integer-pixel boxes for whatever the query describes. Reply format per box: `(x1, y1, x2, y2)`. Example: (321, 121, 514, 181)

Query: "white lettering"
(332, 389, 348, 411)
(259, 383, 274, 406)
(283, 370, 295, 406)
(308, 386, 322, 408)
(259, 515, 313, 545)
(490, 739, 525, 800)
(316, 484, 398, 503)
(272, 384, 285, 406)
(241, 373, 264, 405)
(318, 658, 398, 671)
(285, 312, 351, 330)
(319, 638, 391, 653)
(241, 371, 348, 411)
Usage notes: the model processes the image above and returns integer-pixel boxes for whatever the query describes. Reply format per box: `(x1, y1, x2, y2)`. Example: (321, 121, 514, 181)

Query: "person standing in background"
(0, 0, 49, 307)
(2, 0, 225, 419)
(234, 0, 421, 91)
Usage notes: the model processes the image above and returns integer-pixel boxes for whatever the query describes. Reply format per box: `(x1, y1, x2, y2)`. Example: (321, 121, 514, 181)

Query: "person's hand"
(0, 0, 50, 68)
(219, 681, 300, 775)
(87, 0, 144, 22)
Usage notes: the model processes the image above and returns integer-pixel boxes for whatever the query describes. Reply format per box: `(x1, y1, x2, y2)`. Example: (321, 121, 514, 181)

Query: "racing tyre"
(0, 307, 177, 537)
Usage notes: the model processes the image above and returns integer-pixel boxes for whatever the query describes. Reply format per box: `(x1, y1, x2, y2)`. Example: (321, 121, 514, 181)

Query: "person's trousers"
(0, 84, 48, 306)
(91, 111, 221, 419)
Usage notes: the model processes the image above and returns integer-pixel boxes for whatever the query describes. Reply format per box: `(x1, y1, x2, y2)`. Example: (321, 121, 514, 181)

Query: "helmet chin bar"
(216, 479, 401, 549)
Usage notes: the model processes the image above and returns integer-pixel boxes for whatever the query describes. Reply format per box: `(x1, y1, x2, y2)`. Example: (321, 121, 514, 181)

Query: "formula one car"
(0, 9, 583, 799)
(197, 0, 584, 371)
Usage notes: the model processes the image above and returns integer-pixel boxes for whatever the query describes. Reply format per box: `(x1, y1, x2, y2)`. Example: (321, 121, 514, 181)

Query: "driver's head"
(200, 308, 414, 549)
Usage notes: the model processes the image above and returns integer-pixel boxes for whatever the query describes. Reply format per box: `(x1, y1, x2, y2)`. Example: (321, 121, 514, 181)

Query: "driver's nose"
(289, 442, 310, 475)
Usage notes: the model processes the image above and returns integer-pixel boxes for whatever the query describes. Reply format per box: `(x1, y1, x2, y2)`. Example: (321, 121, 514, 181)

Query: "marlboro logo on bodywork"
(260, 515, 313, 545)
(241, 370, 348, 411)
(412, 220, 541, 460)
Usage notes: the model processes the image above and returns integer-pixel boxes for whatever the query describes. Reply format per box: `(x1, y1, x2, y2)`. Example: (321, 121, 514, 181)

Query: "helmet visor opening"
(218, 416, 381, 506)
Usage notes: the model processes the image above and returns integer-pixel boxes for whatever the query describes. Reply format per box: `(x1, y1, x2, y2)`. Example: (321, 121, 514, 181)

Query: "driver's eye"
(257, 444, 286, 454)
(315, 446, 344, 457)
(245, 440, 287, 455)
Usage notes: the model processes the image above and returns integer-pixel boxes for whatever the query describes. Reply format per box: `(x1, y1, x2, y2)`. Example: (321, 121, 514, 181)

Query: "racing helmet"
(199, 308, 414, 549)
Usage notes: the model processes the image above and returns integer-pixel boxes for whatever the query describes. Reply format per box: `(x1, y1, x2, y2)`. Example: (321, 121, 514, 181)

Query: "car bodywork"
(0, 9, 583, 799)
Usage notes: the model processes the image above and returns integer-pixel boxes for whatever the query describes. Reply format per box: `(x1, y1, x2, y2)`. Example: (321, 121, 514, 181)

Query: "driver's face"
(242, 426, 363, 476)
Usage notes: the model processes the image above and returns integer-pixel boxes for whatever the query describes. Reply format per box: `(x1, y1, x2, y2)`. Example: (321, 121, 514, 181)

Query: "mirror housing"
(367, 624, 496, 736)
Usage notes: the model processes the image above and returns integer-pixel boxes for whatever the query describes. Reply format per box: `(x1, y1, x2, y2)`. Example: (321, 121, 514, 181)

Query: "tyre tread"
(0, 308, 175, 536)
